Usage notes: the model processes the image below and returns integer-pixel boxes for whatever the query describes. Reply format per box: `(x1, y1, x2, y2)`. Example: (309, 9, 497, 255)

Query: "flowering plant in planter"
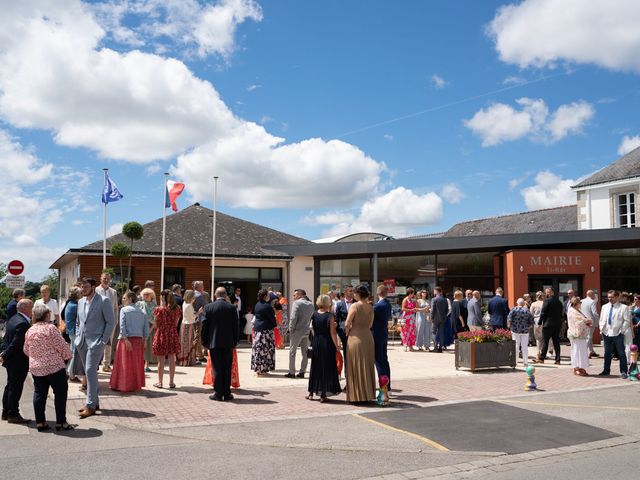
(456, 329, 512, 344)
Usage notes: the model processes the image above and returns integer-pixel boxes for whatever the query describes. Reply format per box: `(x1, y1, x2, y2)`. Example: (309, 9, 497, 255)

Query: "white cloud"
(488, 0, 640, 73)
(431, 74, 449, 89)
(0, 244, 67, 282)
(106, 223, 124, 237)
(508, 178, 523, 190)
(90, 0, 263, 59)
(0, 1, 390, 211)
(320, 187, 443, 238)
(302, 211, 356, 226)
(464, 98, 593, 147)
(145, 163, 163, 175)
(502, 75, 527, 85)
(441, 184, 465, 204)
(617, 135, 640, 155)
(521, 171, 575, 210)
(247, 84, 262, 92)
(383, 134, 394, 141)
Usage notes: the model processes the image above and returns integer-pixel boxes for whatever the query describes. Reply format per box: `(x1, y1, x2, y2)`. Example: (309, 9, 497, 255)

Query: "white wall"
(589, 186, 612, 229)
(58, 258, 80, 301)
(289, 256, 315, 300)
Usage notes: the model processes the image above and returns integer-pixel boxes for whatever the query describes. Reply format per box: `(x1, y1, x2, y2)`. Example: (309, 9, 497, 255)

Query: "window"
(163, 268, 184, 289)
(617, 192, 636, 228)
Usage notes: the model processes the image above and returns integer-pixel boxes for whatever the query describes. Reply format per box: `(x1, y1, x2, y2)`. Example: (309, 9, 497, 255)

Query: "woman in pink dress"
(152, 290, 181, 389)
(401, 288, 417, 351)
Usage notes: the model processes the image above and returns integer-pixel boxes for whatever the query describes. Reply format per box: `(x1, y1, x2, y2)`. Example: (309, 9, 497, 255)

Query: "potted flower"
(455, 329, 516, 371)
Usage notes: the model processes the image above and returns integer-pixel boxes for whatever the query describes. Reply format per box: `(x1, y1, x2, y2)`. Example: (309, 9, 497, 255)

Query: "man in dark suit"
(488, 288, 510, 330)
(1, 299, 33, 423)
(431, 286, 448, 352)
(201, 287, 239, 401)
(372, 285, 392, 388)
(333, 285, 355, 367)
(535, 287, 563, 364)
(5, 288, 25, 321)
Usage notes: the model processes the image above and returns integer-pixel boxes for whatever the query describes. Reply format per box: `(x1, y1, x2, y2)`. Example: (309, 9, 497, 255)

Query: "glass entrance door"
(528, 275, 583, 305)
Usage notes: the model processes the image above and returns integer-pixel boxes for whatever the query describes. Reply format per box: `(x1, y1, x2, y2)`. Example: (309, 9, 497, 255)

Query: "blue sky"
(1, 0, 640, 279)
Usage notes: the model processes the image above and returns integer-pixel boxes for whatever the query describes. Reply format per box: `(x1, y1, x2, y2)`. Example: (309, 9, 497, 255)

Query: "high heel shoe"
(37, 423, 51, 432)
(55, 423, 74, 431)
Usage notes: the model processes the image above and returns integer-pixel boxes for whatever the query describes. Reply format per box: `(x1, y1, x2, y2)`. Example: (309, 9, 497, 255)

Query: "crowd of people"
(2, 274, 639, 428)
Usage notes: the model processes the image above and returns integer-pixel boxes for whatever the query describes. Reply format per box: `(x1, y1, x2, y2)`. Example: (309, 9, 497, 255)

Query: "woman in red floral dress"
(152, 290, 181, 388)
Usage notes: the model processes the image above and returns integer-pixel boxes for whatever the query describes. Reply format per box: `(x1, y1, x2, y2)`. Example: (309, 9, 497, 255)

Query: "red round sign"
(7, 260, 24, 276)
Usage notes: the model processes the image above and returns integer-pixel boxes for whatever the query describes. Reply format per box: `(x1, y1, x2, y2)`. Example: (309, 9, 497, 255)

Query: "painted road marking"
(499, 399, 640, 411)
(352, 414, 450, 452)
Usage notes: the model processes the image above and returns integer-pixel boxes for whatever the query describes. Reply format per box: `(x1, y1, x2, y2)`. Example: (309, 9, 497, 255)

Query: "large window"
(617, 192, 636, 228)
(600, 248, 640, 295)
(319, 258, 372, 294)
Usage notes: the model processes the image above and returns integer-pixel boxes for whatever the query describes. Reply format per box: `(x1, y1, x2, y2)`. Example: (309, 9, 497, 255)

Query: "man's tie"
(608, 304, 614, 326)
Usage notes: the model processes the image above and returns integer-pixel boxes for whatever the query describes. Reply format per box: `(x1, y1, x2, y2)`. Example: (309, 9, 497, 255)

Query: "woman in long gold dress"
(345, 285, 376, 403)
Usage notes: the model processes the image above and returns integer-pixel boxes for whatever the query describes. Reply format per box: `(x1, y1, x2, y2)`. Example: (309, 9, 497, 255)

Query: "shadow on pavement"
(98, 409, 156, 418)
(229, 397, 277, 405)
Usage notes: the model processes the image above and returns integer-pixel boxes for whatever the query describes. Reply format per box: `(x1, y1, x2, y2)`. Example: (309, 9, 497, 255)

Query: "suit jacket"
(431, 296, 448, 326)
(1, 313, 30, 371)
(5, 299, 18, 321)
(289, 298, 314, 334)
(372, 298, 392, 339)
(201, 299, 239, 350)
(488, 295, 510, 327)
(334, 299, 354, 330)
(467, 297, 482, 326)
(75, 293, 116, 350)
(539, 296, 563, 329)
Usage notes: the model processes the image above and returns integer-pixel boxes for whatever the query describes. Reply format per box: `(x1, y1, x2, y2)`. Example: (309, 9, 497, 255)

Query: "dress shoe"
(589, 352, 600, 358)
(78, 407, 96, 419)
(284, 373, 295, 378)
(7, 415, 30, 424)
(597, 371, 610, 376)
(209, 393, 224, 401)
(621, 373, 628, 379)
(533, 358, 544, 364)
(554, 360, 561, 365)
(1, 411, 7, 421)
(296, 372, 305, 378)
(224, 393, 234, 401)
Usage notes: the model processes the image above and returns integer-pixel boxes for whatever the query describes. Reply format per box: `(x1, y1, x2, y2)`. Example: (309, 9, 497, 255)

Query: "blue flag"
(102, 173, 123, 204)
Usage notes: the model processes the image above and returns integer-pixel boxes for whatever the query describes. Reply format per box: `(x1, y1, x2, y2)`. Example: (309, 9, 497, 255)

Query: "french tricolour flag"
(165, 180, 185, 212)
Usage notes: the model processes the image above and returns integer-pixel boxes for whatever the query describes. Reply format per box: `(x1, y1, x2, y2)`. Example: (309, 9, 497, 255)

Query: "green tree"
(0, 263, 11, 321)
(110, 242, 131, 285)
(122, 221, 143, 285)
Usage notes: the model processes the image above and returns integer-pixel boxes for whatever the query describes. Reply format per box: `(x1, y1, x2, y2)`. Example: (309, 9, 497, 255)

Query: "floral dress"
(152, 306, 181, 356)
(401, 300, 417, 347)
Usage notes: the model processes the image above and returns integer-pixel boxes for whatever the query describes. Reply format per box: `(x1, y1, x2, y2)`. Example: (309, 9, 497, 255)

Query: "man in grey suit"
(431, 286, 449, 352)
(467, 290, 483, 332)
(75, 277, 115, 418)
(286, 289, 314, 378)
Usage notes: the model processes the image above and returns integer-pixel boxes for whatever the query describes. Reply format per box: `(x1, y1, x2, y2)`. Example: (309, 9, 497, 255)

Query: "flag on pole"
(102, 173, 123, 204)
(165, 180, 185, 212)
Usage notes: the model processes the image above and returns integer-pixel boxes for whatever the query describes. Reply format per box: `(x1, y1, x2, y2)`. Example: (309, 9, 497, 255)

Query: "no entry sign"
(7, 260, 24, 276)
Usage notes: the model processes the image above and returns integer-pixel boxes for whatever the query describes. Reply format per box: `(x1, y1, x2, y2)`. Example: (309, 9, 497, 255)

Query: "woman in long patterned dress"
(137, 288, 157, 371)
(178, 290, 198, 366)
(251, 289, 277, 376)
(401, 288, 417, 351)
(152, 290, 181, 388)
(345, 285, 376, 403)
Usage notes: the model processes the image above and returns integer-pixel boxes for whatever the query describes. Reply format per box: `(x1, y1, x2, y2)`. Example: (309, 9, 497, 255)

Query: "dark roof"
(443, 205, 577, 237)
(572, 146, 640, 188)
(77, 203, 310, 258)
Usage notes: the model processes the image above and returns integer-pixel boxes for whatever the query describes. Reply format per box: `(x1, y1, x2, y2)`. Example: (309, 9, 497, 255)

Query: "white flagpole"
(211, 176, 218, 295)
(160, 172, 168, 292)
(103, 168, 108, 271)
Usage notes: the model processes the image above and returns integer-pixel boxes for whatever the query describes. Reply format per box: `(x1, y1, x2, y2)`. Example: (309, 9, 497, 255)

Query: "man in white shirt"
(34, 285, 59, 326)
(598, 290, 630, 378)
(581, 290, 600, 358)
(95, 272, 119, 372)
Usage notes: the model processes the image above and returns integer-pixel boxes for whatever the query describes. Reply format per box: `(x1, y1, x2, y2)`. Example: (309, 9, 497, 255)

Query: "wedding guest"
(507, 298, 534, 367)
(178, 290, 200, 366)
(450, 290, 467, 334)
(307, 294, 341, 402)
(632, 294, 640, 349)
(110, 291, 148, 392)
(400, 288, 417, 352)
(598, 290, 630, 378)
(65, 287, 83, 383)
(23, 303, 72, 431)
(152, 290, 181, 389)
(35, 284, 60, 326)
(530, 291, 544, 358)
(243, 307, 254, 343)
(567, 297, 591, 376)
(95, 272, 119, 372)
(251, 289, 277, 376)
(466, 291, 483, 332)
(137, 288, 157, 371)
(1, 299, 33, 424)
(372, 285, 392, 389)
(345, 285, 376, 403)
(415, 289, 432, 351)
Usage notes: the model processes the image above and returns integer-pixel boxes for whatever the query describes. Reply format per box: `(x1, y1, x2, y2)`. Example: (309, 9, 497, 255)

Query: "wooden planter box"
(454, 339, 516, 371)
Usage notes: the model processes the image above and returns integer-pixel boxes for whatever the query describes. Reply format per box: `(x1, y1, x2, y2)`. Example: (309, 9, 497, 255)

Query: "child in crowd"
(244, 307, 254, 343)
